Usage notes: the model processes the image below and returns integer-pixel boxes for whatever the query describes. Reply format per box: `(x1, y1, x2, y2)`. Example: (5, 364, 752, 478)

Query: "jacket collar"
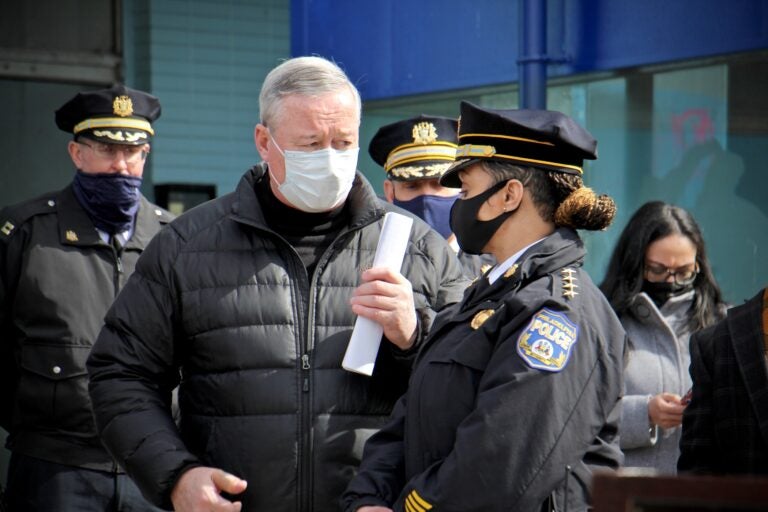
(56, 184, 161, 250)
(459, 227, 585, 310)
(56, 185, 104, 247)
(230, 163, 385, 231)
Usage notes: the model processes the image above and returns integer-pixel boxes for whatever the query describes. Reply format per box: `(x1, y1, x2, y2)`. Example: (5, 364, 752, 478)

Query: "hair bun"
(554, 186, 616, 231)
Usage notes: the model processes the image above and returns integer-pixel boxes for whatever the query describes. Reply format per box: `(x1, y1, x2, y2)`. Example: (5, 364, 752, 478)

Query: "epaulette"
(150, 205, 175, 224)
(0, 193, 58, 239)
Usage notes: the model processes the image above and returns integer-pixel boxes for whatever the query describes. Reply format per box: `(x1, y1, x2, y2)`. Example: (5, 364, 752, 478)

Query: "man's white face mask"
(269, 133, 359, 212)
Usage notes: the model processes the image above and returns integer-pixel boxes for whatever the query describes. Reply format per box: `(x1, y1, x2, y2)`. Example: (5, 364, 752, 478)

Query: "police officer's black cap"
(439, 101, 597, 188)
(55, 84, 161, 145)
(369, 115, 459, 182)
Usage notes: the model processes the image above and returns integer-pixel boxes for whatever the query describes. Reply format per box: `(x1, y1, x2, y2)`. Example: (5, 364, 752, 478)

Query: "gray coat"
(619, 291, 695, 474)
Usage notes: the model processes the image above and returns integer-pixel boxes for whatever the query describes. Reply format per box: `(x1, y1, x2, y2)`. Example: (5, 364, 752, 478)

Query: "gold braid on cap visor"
(456, 132, 583, 174)
(74, 117, 154, 136)
(384, 141, 458, 172)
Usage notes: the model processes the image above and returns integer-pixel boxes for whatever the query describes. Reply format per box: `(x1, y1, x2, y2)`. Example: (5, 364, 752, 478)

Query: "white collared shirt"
(487, 236, 548, 284)
(97, 228, 132, 245)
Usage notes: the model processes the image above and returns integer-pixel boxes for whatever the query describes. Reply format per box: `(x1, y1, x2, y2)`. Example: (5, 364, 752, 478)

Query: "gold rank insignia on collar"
(404, 489, 433, 512)
(1, 221, 14, 236)
(503, 263, 519, 279)
(471, 308, 496, 330)
(561, 267, 578, 299)
(65, 230, 79, 242)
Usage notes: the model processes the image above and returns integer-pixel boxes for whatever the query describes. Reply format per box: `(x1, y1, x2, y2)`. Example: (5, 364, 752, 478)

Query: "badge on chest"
(517, 308, 579, 372)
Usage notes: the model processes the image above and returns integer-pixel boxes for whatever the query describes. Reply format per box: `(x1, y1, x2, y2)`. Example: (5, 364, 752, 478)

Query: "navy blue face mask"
(72, 170, 143, 235)
(393, 193, 458, 239)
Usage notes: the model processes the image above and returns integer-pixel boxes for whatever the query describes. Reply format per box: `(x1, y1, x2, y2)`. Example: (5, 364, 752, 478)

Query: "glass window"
(361, 52, 768, 302)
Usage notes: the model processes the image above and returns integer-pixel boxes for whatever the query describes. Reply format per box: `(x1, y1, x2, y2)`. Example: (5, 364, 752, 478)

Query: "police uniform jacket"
(86, 164, 467, 511)
(0, 185, 173, 470)
(342, 228, 626, 512)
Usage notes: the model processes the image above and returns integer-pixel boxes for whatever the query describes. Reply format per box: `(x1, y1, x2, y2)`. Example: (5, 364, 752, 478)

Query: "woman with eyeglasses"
(600, 200, 727, 474)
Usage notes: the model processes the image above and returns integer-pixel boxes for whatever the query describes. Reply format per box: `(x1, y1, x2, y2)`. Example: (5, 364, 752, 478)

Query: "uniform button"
(155, 209, 162, 216)
(637, 304, 650, 318)
(52, 366, 62, 374)
(47, 200, 55, 207)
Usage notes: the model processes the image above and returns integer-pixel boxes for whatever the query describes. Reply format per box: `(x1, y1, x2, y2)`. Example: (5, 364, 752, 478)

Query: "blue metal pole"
(519, 0, 547, 109)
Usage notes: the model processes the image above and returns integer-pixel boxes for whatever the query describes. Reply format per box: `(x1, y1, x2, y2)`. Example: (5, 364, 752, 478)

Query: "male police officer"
(0, 85, 172, 510)
(369, 115, 493, 277)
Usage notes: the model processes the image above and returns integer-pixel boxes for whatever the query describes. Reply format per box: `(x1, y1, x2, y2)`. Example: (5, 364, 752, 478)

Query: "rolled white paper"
(342, 212, 414, 375)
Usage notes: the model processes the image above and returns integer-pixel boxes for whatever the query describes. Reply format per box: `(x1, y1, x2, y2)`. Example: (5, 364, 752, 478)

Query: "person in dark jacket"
(678, 286, 768, 474)
(369, 115, 494, 278)
(86, 56, 467, 512)
(342, 101, 627, 512)
(0, 85, 173, 510)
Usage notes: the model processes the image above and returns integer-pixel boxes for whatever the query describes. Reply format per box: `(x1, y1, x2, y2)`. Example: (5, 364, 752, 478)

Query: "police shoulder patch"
(517, 308, 579, 372)
(0, 194, 57, 238)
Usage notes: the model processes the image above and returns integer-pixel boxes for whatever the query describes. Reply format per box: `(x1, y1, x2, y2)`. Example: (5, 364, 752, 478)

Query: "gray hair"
(259, 56, 362, 129)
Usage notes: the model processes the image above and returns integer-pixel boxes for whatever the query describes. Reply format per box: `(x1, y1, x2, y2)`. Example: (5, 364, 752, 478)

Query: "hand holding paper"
(343, 212, 414, 375)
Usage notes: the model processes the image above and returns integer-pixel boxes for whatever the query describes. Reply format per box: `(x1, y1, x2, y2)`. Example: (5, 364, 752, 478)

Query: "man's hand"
(350, 267, 417, 350)
(648, 392, 686, 429)
(171, 467, 247, 512)
(357, 507, 394, 512)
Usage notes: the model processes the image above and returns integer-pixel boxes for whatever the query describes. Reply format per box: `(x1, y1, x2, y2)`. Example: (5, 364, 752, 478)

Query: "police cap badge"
(55, 84, 161, 145)
(369, 115, 458, 181)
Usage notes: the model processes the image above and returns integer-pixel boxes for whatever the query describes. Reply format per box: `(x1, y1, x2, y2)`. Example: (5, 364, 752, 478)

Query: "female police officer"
(342, 101, 626, 512)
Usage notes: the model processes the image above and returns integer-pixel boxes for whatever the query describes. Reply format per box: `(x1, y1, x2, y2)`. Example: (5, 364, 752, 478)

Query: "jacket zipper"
(112, 247, 124, 295)
(239, 211, 382, 512)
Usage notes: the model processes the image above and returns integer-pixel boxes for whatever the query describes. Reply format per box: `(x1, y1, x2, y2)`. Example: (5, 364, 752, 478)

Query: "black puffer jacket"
(87, 164, 467, 511)
(0, 186, 173, 470)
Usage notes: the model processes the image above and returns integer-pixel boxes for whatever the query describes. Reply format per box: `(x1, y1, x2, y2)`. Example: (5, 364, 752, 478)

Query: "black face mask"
(642, 280, 694, 308)
(449, 180, 515, 255)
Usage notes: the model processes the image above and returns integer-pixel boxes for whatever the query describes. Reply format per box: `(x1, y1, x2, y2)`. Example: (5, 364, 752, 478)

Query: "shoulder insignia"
(561, 267, 578, 299)
(471, 308, 495, 330)
(65, 230, 79, 242)
(405, 489, 433, 512)
(1, 221, 15, 236)
(517, 308, 579, 372)
(480, 263, 493, 275)
(503, 263, 519, 279)
(0, 194, 57, 238)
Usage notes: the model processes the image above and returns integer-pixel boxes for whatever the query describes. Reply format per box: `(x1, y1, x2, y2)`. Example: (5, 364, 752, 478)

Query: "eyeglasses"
(644, 262, 699, 285)
(77, 140, 149, 163)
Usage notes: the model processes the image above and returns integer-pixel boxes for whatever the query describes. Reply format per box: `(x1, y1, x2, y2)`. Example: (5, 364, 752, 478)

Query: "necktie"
(110, 233, 123, 253)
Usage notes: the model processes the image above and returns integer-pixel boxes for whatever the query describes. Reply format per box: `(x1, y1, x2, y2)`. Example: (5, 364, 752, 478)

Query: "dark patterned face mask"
(449, 180, 514, 255)
(72, 170, 142, 234)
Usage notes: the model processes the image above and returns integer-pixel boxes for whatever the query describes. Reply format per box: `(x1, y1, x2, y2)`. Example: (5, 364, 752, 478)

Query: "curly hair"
(481, 161, 616, 231)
